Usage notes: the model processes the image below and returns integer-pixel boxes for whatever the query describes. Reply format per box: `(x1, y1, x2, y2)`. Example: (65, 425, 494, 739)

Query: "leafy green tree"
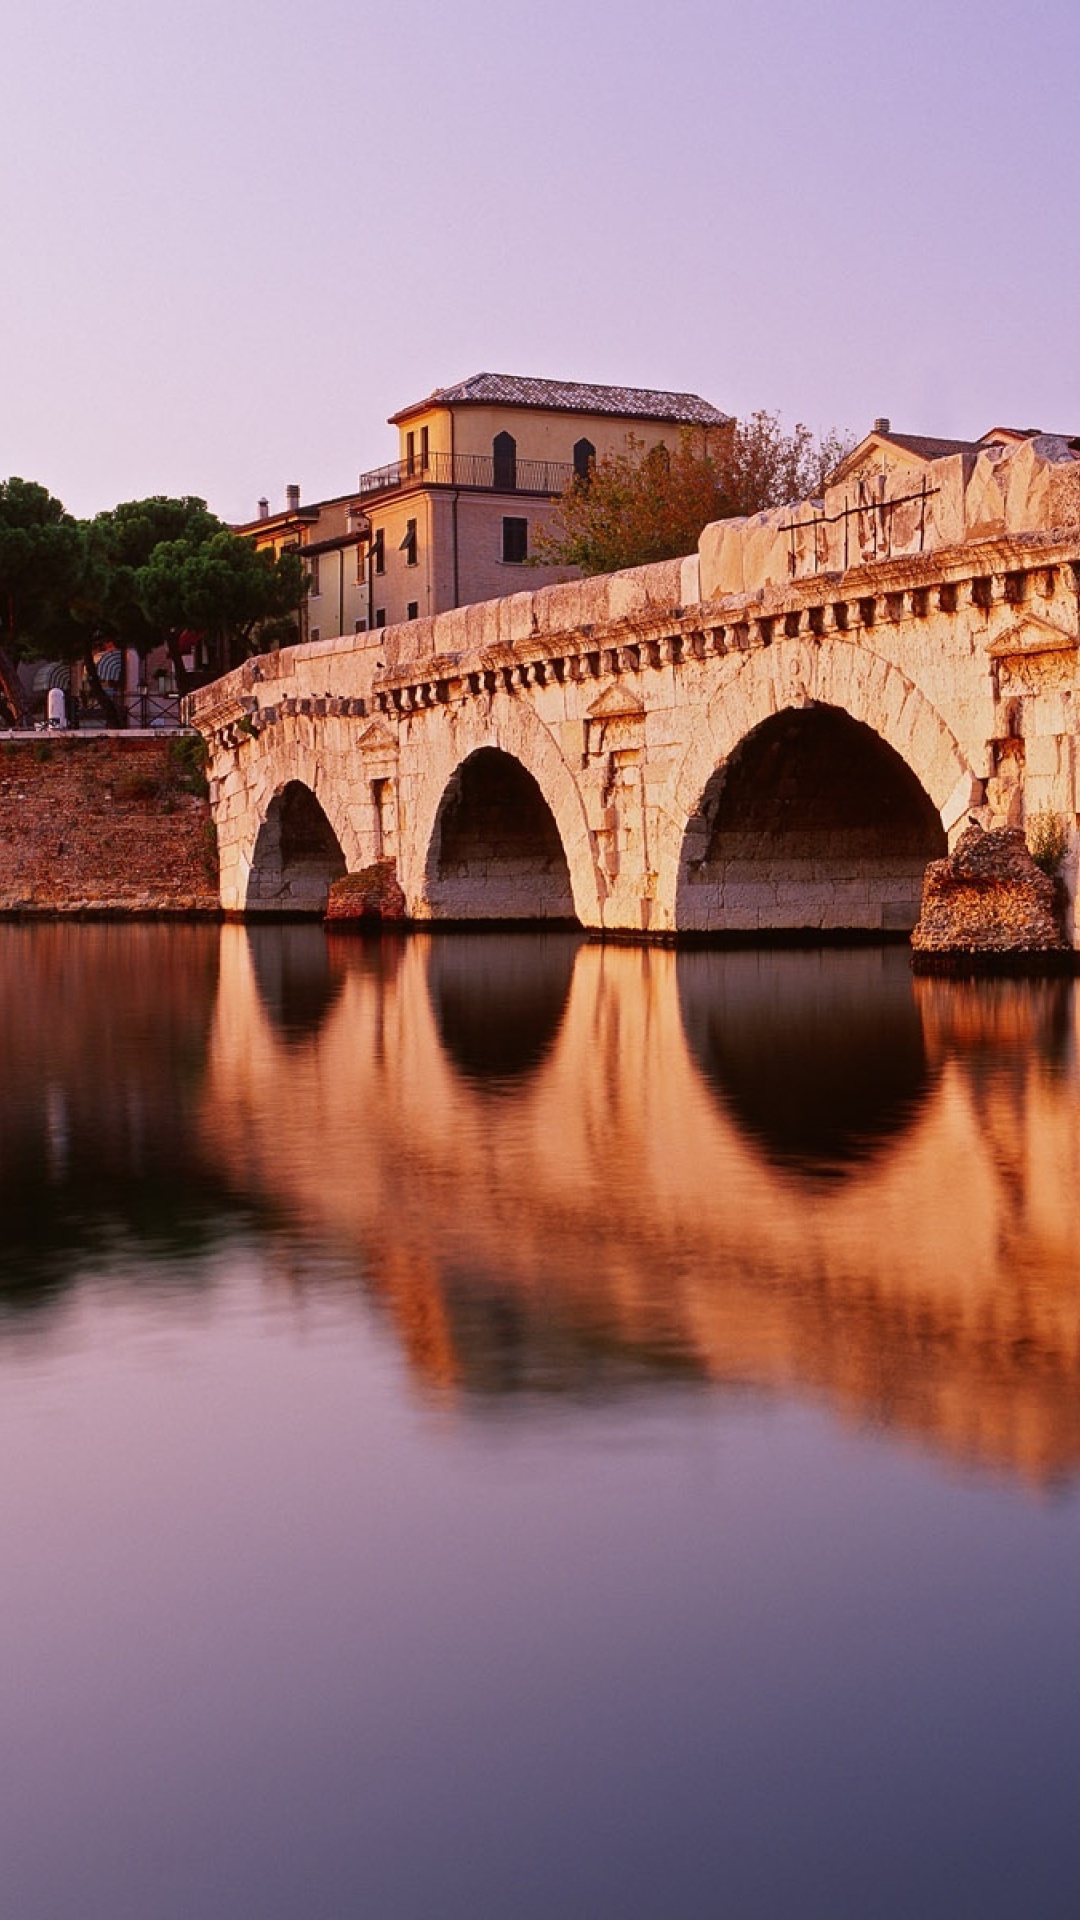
(535, 415, 855, 577)
(82, 496, 227, 703)
(0, 479, 85, 724)
(135, 529, 306, 684)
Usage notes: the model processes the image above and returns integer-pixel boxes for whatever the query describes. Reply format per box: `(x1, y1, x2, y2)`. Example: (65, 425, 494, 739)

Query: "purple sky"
(4, 0, 1079, 523)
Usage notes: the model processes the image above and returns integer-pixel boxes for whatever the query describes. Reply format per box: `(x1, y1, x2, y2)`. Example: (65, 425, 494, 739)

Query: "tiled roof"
(830, 428, 992, 485)
(391, 373, 732, 427)
(832, 425, 1080, 485)
(880, 431, 983, 460)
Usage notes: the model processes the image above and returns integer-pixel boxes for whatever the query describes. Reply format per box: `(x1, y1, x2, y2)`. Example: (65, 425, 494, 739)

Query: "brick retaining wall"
(0, 735, 219, 915)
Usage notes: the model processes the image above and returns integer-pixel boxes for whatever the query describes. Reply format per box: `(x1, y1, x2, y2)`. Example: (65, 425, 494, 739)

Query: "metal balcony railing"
(356, 450, 575, 499)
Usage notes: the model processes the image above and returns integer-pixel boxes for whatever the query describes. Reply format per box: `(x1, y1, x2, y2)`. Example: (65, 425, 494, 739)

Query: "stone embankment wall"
(0, 736, 219, 915)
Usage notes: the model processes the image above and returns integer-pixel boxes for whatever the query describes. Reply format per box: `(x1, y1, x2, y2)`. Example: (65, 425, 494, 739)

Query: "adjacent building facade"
(240, 373, 732, 643)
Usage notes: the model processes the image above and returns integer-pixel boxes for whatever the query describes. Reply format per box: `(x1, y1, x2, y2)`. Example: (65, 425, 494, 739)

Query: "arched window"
(573, 437, 596, 482)
(493, 431, 517, 490)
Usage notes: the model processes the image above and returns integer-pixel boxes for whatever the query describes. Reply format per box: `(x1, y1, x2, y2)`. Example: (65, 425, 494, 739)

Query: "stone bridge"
(194, 438, 1080, 941)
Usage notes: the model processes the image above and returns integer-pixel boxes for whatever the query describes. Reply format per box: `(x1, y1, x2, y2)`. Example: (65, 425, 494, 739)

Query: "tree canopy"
(0, 481, 305, 725)
(534, 414, 856, 577)
(135, 529, 305, 683)
(0, 479, 88, 722)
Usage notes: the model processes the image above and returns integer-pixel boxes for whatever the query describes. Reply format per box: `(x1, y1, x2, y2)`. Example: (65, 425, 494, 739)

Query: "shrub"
(1026, 809, 1070, 875)
(166, 732, 209, 796)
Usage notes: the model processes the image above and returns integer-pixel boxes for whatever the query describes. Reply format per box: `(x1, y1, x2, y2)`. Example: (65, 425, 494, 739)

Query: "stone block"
(940, 769, 982, 834)
(680, 554, 701, 608)
(926, 452, 975, 549)
(740, 508, 792, 596)
(964, 446, 1010, 540)
(1024, 733, 1062, 781)
(431, 607, 469, 659)
(1005, 436, 1080, 536)
(698, 516, 748, 600)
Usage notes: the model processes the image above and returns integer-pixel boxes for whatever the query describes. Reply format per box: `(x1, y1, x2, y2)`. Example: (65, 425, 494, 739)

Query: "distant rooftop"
(878, 431, 984, 461)
(390, 372, 732, 428)
(830, 422, 1080, 487)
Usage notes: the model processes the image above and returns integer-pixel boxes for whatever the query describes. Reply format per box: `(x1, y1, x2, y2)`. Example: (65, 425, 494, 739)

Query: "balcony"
(356, 449, 575, 499)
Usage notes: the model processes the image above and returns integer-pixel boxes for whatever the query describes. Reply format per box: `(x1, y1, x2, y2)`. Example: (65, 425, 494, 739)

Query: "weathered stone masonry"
(194, 440, 1080, 943)
(0, 736, 218, 916)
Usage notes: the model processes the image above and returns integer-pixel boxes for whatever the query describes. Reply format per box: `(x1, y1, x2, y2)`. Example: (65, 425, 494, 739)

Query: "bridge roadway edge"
(192, 530, 1080, 945)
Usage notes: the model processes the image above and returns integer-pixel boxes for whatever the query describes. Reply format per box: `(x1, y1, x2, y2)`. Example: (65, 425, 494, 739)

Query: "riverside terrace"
(192, 433, 1080, 942)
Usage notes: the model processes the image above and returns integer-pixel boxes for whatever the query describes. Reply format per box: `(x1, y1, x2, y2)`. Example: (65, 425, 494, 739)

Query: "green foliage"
(82, 496, 225, 664)
(1026, 810, 1070, 875)
(535, 414, 855, 577)
(166, 732, 209, 796)
(135, 529, 305, 678)
(0, 474, 310, 725)
(201, 815, 219, 885)
(111, 763, 161, 802)
(0, 477, 87, 721)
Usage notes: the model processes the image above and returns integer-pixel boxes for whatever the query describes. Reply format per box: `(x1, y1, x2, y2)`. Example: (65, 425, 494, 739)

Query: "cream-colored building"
(240, 374, 731, 641)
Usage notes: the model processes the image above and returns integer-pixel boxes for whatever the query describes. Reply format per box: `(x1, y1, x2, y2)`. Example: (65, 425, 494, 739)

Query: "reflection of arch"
(246, 780, 347, 914)
(678, 946, 933, 1177)
(661, 640, 976, 932)
(246, 924, 344, 1044)
(677, 705, 947, 934)
(424, 748, 579, 923)
(427, 932, 580, 1090)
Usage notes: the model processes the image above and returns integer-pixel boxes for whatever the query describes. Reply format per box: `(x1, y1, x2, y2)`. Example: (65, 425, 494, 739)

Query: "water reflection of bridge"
(206, 928, 1080, 1487)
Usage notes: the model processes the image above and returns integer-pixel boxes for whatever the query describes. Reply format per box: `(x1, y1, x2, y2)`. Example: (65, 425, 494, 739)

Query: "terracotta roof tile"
(391, 373, 732, 427)
(880, 431, 983, 460)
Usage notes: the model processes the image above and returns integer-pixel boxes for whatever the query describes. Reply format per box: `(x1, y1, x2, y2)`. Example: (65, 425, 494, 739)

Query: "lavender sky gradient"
(4, 0, 1078, 523)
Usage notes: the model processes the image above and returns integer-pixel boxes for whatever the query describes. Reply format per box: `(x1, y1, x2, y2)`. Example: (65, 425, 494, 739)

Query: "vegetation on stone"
(1026, 809, 1069, 877)
(912, 825, 1067, 956)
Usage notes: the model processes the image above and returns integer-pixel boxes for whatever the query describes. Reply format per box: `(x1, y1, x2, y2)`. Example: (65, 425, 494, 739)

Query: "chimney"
(286, 483, 301, 512)
(258, 496, 269, 520)
(873, 417, 891, 434)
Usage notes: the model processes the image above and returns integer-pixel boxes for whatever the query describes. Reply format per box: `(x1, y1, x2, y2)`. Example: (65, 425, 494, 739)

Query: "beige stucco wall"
(395, 401, 720, 469)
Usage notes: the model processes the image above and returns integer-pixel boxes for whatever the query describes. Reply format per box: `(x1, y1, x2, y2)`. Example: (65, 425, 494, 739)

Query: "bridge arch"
(425, 747, 578, 922)
(405, 699, 602, 925)
(244, 776, 350, 915)
(663, 640, 975, 935)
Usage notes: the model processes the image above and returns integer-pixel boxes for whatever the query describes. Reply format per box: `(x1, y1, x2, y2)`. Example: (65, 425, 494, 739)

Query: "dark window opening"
(371, 777, 389, 859)
(308, 553, 321, 596)
(373, 528, 385, 574)
(374, 608, 386, 628)
(406, 431, 416, 475)
(407, 601, 418, 621)
(573, 437, 596, 482)
(401, 517, 418, 566)
(502, 517, 528, 564)
(493, 430, 517, 490)
(420, 425, 429, 470)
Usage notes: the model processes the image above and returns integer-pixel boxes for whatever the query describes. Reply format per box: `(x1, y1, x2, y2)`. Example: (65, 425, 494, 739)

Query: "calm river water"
(1, 923, 1079, 1918)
